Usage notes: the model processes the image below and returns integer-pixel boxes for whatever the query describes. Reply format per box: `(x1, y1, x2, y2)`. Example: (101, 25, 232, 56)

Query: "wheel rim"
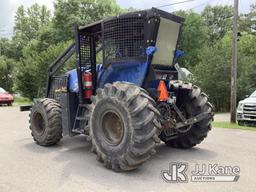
(33, 112, 45, 134)
(101, 111, 124, 145)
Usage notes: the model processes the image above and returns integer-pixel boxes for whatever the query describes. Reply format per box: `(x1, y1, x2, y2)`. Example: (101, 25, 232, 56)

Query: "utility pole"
(230, 0, 239, 123)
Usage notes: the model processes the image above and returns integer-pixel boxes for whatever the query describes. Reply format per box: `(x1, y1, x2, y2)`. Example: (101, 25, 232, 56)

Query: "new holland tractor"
(22, 8, 214, 171)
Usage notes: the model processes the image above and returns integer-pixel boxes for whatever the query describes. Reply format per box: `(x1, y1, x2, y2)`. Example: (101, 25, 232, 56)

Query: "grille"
(103, 16, 146, 64)
(243, 104, 256, 119)
(243, 104, 256, 114)
(79, 33, 91, 70)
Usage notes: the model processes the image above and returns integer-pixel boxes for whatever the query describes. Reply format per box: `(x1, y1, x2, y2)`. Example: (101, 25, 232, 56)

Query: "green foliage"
(15, 41, 71, 99)
(12, 4, 51, 59)
(53, 0, 123, 42)
(13, 96, 32, 106)
(193, 33, 256, 111)
(237, 34, 256, 99)
(213, 122, 256, 131)
(11, 0, 123, 99)
(175, 10, 208, 67)
(202, 5, 233, 43)
(0, 56, 16, 92)
(193, 34, 232, 111)
(239, 3, 256, 33)
(14, 4, 51, 42)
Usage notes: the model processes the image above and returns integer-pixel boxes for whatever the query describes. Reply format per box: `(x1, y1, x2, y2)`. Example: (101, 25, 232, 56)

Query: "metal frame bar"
(74, 25, 84, 103)
(46, 43, 75, 97)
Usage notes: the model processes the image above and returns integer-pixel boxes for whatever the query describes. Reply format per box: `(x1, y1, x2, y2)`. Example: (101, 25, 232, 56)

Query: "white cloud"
(0, 0, 255, 38)
(117, 0, 254, 13)
(0, 0, 54, 38)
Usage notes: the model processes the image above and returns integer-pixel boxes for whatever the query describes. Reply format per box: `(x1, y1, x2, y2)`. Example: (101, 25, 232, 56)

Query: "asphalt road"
(0, 107, 256, 192)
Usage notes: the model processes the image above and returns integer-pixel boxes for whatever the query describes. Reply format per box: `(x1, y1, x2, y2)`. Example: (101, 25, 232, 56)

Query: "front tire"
(238, 120, 244, 126)
(29, 98, 62, 146)
(89, 82, 161, 171)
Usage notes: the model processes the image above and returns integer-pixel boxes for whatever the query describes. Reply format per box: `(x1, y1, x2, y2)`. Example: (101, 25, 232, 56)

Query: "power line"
(189, 0, 215, 10)
(156, 0, 195, 8)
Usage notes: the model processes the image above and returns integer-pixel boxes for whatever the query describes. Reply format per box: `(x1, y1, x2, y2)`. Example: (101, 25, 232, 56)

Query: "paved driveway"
(0, 107, 255, 192)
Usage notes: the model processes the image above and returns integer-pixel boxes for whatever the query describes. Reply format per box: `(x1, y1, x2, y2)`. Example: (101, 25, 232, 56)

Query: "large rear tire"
(89, 82, 161, 171)
(29, 98, 62, 146)
(160, 84, 214, 149)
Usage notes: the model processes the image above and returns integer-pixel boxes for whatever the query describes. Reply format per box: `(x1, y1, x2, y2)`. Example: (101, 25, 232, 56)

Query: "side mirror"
(245, 95, 249, 98)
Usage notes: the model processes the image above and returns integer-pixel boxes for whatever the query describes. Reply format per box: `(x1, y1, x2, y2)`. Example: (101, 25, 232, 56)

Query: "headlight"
(237, 103, 244, 111)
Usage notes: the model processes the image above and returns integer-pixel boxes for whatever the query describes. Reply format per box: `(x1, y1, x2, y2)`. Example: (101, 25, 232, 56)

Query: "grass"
(213, 121, 256, 131)
(13, 96, 32, 106)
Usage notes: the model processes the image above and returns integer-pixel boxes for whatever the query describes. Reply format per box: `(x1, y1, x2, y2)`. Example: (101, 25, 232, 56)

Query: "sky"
(0, 0, 255, 38)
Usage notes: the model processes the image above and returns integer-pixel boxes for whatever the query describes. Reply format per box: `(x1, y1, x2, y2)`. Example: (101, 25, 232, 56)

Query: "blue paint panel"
(98, 60, 148, 88)
(67, 69, 79, 92)
(67, 46, 159, 92)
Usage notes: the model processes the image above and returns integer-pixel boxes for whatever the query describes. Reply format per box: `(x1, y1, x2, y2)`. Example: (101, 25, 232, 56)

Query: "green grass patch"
(13, 96, 32, 106)
(213, 121, 256, 131)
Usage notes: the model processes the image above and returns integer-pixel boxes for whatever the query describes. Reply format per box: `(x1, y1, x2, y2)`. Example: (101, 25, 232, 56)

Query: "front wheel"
(89, 82, 161, 171)
(160, 84, 214, 149)
(237, 120, 244, 126)
(29, 98, 62, 146)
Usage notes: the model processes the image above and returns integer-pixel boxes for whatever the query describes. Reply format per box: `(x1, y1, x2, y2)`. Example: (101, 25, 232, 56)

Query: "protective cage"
(46, 8, 185, 103)
(77, 8, 184, 66)
(103, 14, 146, 64)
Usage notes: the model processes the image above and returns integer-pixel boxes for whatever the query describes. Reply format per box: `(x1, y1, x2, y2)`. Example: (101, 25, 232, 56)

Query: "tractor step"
(72, 104, 89, 134)
(76, 117, 87, 121)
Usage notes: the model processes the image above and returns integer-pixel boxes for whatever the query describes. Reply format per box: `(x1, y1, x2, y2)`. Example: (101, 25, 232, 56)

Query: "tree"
(175, 10, 208, 67)
(14, 4, 51, 42)
(193, 34, 232, 111)
(53, 0, 123, 42)
(0, 56, 16, 92)
(0, 38, 16, 59)
(193, 32, 256, 112)
(202, 5, 233, 43)
(239, 3, 256, 33)
(237, 34, 256, 100)
(15, 41, 72, 99)
(13, 4, 51, 59)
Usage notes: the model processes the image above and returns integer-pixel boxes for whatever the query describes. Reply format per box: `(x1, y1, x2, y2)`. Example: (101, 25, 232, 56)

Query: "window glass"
(152, 18, 181, 66)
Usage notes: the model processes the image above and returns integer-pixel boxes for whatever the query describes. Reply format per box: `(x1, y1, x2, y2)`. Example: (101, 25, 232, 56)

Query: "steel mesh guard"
(79, 34, 91, 70)
(48, 75, 68, 102)
(103, 16, 146, 64)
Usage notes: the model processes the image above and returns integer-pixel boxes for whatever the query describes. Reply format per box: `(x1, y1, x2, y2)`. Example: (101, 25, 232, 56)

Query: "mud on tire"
(88, 82, 162, 171)
(29, 98, 62, 146)
(160, 84, 214, 149)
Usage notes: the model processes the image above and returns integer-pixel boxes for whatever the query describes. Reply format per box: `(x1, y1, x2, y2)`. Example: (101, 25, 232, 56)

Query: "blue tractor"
(25, 8, 214, 171)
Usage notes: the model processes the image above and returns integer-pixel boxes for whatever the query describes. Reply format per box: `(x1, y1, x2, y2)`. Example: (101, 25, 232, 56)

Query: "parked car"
(237, 90, 256, 126)
(0, 87, 14, 106)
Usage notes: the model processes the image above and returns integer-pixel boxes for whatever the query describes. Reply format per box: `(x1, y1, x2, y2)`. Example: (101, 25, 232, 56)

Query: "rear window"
(152, 17, 181, 66)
